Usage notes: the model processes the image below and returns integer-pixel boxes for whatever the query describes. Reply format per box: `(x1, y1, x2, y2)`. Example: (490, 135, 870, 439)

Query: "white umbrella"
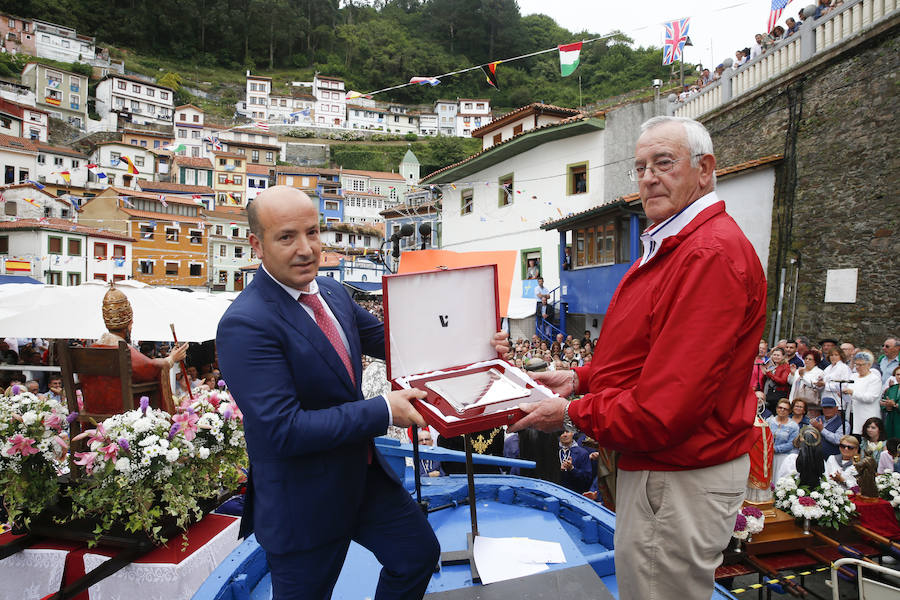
(0, 281, 234, 342)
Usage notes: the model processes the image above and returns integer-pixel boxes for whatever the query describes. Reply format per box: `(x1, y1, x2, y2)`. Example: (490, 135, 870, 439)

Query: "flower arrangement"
(1, 381, 247, 547)
(773, 474, 855, 529)
(875, 472, 900, 514)
(0, 392, 70, 525)
(732, 505, 765, 540)
(66, 390, 246, 545)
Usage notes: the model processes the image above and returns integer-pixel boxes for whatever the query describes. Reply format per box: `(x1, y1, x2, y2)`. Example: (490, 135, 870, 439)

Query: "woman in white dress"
(820, 346, 852, 409)
(847, 351, 884, 435)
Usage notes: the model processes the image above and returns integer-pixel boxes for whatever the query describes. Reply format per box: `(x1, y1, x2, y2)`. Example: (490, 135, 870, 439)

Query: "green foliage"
(1, 0, 674, 111)
(404, 132, 418, 141)
(330, 136, 479, 174)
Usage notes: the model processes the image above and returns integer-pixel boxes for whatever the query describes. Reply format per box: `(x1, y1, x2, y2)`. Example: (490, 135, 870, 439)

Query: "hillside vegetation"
(6, 0, 676, 111)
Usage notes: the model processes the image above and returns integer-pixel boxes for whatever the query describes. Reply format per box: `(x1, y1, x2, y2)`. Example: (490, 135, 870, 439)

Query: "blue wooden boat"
(193, 438, 739, 599)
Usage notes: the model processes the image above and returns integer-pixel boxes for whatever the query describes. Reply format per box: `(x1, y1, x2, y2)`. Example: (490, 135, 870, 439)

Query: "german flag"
(119, 156, 140, 175)
(482, 61, 501, 90)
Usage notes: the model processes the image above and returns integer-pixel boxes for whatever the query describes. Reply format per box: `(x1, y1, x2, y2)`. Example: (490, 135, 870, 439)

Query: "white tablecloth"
(0, 547, 69, 599)
(82, 517, 241, 600)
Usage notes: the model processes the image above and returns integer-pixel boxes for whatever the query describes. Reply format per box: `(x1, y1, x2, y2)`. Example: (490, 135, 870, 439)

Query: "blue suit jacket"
(217, 269, 394, 554)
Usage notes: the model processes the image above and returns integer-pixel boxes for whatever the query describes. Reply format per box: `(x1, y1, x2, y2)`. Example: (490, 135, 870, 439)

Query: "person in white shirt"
(824, 435, 860, 489)
(846, 351, 884, 435)
(820, 346, 852, 408)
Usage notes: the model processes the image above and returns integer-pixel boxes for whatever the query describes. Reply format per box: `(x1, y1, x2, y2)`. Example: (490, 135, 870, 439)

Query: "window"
(178, 129, 187, 138)
(460, 189, 473, 215)
(218, 244, 227, 257)
(234, 247, 243, 258)
(138, 260, 153, 274)
(325, 201, 338, 211)
(67, 238, 81, 256)
(572, 216, 636, 267)
(215, 225, 223, 235)
(231, 227, 239, 238)
(567, 162, 588, 195)
(38, 154, 46, 164)
(134, 156, 144, 167)
(4, 201, 16, 216)
(110, 151, 120, 164)
(193, 114, 199, 123)
(265, 151, 273, 162)
(189, 229, 202, 244)
(45, 271, 62, 285)
(234, 160, 241, 167)
(147, 88, 154, 97)
(19, 169, 28, 183)
(4, 165, 12, 184)
(70, 79, 80, 92)
(93, 273, 107, 282)
(94, 242, 107, 259)
(133, 84, 141, 93)
(251, 150, 259, 162)
(189, 263, 201, 276)
(113, 245, 126, 258)
(219, 158, 227, 166)
(498, 174, 513, 207)
(71, 160, 79, 168)
(70, 94, 79, 110)
(165, 262, 178, 276)
(154, 140, 160, 148)
(180, 114, 186, 121)
(218, 174, 227, 184)
(512, 124, 523, 136)
(218, 271, 227, 283)
(165, 227, 179, 242)
(43, 207, 51, 218)
(131, 100, 140, 111)
(139, 223, 154, 239)
(117, 80, 127, 90)
(192, 130, 201, 139)
(0, 235, 8, 253)
(140, 140, 147, 147)
(492, 133, 502, 146)
(53, 156, 64, 166)
(335, 233, 343, 243)
(233, 175, 242, 185)
(67, 272, 81, 286)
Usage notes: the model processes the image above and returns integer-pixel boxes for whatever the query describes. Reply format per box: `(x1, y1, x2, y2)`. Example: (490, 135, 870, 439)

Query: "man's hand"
(529, 370, 576, 397)
(492, 331, 510, 355)
(387, 388, 428, 428)
(811, 418, 824, 431)
(508, 396, 569, 433)
(561, 458, 573, 471)
(428, 470, 441, 477)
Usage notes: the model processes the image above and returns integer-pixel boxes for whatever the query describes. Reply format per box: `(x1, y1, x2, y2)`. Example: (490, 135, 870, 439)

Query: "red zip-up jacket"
(569, 202, 767, 471)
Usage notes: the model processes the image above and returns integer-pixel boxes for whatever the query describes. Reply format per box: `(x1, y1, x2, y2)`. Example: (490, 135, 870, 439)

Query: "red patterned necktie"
(298, 293, 355, 385)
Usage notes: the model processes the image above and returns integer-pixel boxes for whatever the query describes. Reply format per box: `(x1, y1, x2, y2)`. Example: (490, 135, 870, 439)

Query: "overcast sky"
(515, 0, 805, 69)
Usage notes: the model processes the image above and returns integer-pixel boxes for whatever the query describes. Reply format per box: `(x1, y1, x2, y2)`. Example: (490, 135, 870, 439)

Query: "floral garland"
(773, 474, 856, 529)
(875, 472, 900, 515)
(1, 382, 247, 546)
(0, 391, 71, 526)
(732, 505, 765, 540)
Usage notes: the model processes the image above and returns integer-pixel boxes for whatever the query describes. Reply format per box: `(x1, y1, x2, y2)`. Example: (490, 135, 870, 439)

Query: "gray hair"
(854, 351, 875, 365)
(640, 116, 716, 185)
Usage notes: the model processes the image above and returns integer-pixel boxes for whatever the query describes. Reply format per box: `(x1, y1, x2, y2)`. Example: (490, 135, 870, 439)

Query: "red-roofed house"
(34, 142, 90, 192)
(78, 187, 208, 288)
(0, 183, 73, 222)
(0, 97, 49, 142)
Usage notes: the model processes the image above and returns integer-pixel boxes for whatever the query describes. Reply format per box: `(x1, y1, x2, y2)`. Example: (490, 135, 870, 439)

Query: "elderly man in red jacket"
(511, 116, 766, 600)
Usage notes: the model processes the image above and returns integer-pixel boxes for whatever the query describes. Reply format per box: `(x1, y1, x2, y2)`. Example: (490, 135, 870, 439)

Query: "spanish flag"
(23, 197, 41, 208)
(119, 156, 140, 175)
(59, 171, 71, 184)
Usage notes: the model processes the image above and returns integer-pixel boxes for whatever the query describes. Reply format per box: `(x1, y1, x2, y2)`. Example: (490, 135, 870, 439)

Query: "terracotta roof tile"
(173, 156, 214, 169)
(137, 180, 215, 194)
(120, 208, 204, 223)
(470, 103, 582, 138)
(0, 218, 132, 241)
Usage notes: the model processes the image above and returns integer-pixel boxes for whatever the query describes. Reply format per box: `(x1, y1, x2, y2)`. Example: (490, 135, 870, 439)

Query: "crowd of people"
(678, 1, 846, 102)
(755, 335, 900, 489)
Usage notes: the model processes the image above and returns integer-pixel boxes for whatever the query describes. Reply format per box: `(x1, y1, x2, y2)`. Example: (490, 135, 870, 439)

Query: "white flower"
(138, 434, 160, 447)
(198, 447, 210, 460)
(21, 411, 37, 426)
(165, 449, 179, 462)
(131, 418, 153, 433)
(115, 458, 131, 472)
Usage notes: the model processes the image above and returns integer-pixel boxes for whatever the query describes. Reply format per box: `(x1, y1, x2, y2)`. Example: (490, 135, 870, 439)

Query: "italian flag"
(558, 42, 583, 77)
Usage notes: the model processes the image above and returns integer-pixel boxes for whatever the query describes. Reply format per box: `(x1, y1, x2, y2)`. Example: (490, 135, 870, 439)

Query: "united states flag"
(663, 17, 691, 65)
(254, 121, 270, 131)
(768, 0, 792, 32)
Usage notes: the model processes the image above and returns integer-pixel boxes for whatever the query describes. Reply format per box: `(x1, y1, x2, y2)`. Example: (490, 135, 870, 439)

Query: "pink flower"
(172, 411, 199, 441)
(734, 513, 747, 532)
(742, 506, 764, 519)
(6, 434, 39, 457)
(208, 391, 220, 408)
(798, 496, 817, 507)
(74, 451, 98, 474)
(44, 413, 66, 432)
(98, 443, 119, 461)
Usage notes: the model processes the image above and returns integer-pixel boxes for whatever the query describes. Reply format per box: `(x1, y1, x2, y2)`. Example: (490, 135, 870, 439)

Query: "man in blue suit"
(217, 186, 507, 600)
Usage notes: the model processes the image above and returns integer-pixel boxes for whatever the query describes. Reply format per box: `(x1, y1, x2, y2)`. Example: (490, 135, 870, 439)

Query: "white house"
(471, 103, 582, 151)
(245, 164, 270, 202)
(0, 217, 132, 284)
(454, 98, 491, 137)
(339, 169, 406, 205)
(343, 191, 390, 225)
(35, 143, 89, 188)
(313, 75, 346, 127)
(95, 74, 174, 127)
(245, 74, 271, 121)
(420, 112, 607, 315)
(0, 183, 74, 221)
(320, 223, 383, 253)
(435, 100, 457, 136)
(0, 133, 37, 186)
(173, 104, 207, 158)
(203, 208, 256, 292)
(32, 19, 95, 64)
(417, 111, 438, 137)
(1, 95, 49, 142)
(89, 142, 156, 189)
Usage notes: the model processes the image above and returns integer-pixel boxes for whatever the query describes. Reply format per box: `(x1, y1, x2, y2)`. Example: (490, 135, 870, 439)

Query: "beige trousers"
(614, 455, 749, 600)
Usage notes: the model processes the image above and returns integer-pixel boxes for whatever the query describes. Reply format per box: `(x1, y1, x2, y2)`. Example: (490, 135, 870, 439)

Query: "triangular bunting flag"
(482, 61, 501, 90)
(558, 42, 583, 77)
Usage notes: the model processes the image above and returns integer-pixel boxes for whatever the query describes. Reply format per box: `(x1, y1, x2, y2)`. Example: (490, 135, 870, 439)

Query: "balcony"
(670, 0, 898, 119)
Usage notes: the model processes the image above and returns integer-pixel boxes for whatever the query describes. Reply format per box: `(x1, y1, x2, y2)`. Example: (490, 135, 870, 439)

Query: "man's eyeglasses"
(776, 405, 790, 411)
(627, 154, 704, 182)
(839, 444, 858, 450)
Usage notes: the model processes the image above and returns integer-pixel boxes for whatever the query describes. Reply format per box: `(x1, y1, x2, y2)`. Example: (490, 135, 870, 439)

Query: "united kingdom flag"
(663, 17, 691, 65)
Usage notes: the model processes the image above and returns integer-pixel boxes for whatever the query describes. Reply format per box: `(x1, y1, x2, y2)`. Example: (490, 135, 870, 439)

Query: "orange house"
(78, 187, 208, 289)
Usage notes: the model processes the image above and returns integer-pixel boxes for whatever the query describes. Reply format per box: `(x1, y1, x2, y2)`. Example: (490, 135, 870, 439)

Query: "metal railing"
(671, 0, 898, 119)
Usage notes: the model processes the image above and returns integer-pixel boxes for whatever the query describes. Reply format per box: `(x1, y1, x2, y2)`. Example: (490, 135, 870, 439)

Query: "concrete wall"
(702, 19, 900, 350)
(600, 100, 658, 203)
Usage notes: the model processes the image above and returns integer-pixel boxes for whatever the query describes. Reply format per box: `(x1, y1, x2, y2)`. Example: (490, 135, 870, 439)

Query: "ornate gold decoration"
(470, 427, 502, 455)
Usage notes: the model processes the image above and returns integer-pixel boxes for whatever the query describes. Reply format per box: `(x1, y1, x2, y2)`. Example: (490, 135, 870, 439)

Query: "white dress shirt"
(639, 191, 721, 267)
